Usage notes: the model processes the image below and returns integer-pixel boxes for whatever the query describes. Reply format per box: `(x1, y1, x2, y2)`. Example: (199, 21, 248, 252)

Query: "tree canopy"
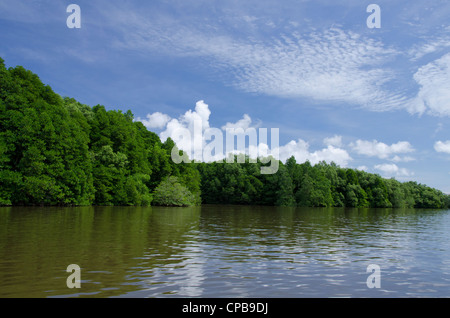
(0, 58, 200, 206)
(195, 156, 450, 209)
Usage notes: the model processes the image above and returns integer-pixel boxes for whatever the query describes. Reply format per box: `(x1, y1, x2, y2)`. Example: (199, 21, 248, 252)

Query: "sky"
(1, 0, 450, 193)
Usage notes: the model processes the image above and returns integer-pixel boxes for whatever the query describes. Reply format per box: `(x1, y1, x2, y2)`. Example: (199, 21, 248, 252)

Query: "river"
(0, 205, 449, 297)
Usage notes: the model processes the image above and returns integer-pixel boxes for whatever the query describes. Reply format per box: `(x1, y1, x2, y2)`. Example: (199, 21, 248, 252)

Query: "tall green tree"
(0, 58, 94, 205)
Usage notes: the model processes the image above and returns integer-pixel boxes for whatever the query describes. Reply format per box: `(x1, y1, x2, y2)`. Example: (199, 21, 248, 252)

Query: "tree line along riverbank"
(1, 58, 449, 208)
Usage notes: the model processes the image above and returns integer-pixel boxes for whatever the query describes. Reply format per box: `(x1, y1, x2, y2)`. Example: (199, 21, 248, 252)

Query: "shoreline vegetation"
(1, 58, 449, 209)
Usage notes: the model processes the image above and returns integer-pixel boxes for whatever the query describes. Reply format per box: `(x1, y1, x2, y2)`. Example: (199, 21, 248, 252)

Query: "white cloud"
(374, 163, 413, 177)
(159, 100, 211, 161)
(150, 101, 352, 166)
(137, 112, 171, 129)
(276, 139, 352, 167)
(276, 139, 310, 164)
(434, 140, 450, 154)
(156, 101, 268, 162)
(410, 53, 450, 116)
(374, 163, 399, 175)
(324, 135, 343, 147)
(350, 139, 414, 159)
(225, 29, 404, 111)
(310, 145, 352, 167)
(135, 103, 425, 176)
(408, 30, 450, 61)
(221, 114, 253, 130)
(391, 155, 415, 163)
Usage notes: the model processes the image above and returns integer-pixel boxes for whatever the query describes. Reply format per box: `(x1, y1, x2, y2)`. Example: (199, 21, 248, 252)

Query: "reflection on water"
(0, 205, 449, 297)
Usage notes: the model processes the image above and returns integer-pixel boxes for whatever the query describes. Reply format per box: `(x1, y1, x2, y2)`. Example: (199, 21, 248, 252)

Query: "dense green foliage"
(0, 58, 200, 206)
(1, 58, 449, 209)
(153, 176, 200, 206)
(197, 156, 450, 209)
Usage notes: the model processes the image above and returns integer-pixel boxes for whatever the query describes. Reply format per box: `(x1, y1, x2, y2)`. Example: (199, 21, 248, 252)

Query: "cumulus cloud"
(434, 140, 450, 154)
(276, 139, 352, 167)
(374, 163, 413, 177)
(140, 101, 352, 166)
(310, 145, 352, 167)
(150, 101, 269, 162)
(159, 100, 211, 161)
(350, 139, 414, 159)
(137, 112, 171, 129)
(221, 114, 253, 130)
(137, 103, 422, 176)
(374, 163, 399, 175)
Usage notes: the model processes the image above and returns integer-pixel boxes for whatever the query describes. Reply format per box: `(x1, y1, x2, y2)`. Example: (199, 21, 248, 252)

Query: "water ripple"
(1, 206, 450, 297)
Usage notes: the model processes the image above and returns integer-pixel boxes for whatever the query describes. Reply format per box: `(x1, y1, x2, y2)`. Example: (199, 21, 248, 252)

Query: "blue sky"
(1, 0, 450, 193)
